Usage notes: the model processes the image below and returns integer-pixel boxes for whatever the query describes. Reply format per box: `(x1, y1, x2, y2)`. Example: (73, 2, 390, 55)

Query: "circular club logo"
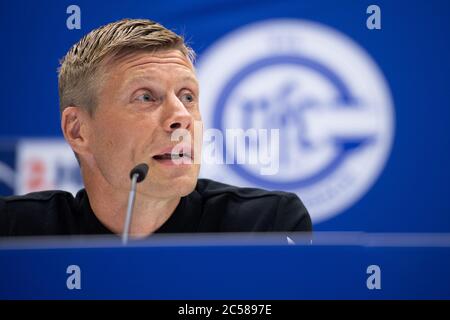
(197, 19, 395, 223)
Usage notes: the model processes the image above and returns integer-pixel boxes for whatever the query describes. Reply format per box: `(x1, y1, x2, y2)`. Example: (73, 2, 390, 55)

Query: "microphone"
(122, 163, 149, 245)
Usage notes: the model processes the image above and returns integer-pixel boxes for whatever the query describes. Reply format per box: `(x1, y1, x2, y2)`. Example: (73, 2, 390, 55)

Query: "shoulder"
(2, 190, 74, 202)
(194, 179, 312, 232)
(0, 190, 78, 236)
(1, 190, 76, 211)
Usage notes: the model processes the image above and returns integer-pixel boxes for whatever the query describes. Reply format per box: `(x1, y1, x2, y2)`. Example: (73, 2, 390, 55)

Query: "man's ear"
(61, 106, 92, 157)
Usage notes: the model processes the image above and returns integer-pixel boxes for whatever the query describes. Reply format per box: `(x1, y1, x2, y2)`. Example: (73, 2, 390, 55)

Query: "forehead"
(104, 49, 196, 84)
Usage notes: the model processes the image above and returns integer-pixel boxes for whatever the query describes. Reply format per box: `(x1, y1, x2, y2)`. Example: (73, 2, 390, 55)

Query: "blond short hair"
(58, 18, 195, 115)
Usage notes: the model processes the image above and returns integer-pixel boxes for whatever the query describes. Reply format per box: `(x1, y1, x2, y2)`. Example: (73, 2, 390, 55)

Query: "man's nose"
(162, 95, 192, 133)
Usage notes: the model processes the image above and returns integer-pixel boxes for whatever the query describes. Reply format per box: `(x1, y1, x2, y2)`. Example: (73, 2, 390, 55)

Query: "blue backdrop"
(0, 0, 449, 233)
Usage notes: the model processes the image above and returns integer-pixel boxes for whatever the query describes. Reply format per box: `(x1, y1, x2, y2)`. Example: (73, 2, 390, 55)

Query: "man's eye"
(181, 93, 195, 104)
(135, 93, 154, 102)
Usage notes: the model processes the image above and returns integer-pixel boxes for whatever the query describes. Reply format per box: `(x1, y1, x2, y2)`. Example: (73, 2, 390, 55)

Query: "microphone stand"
(122, 173, 139, 245)
(122, 163, 149, 245)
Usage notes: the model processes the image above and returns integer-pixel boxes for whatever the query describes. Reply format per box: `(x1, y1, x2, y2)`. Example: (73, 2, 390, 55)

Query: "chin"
(141, 173, 198, 198)
(160, 165, 200, 197)
(170, 175, 198, 197)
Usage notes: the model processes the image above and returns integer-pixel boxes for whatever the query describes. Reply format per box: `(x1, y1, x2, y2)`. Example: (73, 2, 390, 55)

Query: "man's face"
(85, 49, 202, 198)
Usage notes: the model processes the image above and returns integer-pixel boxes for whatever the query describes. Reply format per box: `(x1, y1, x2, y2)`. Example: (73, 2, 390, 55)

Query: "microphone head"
(129, 163, 149, 183)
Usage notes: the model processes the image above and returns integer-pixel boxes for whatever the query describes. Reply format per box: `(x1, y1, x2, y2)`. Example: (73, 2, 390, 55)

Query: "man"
(0, 19, 311, 237)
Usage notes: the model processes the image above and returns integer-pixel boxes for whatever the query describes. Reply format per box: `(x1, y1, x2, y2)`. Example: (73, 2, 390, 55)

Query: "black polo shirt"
(0, 178, 312, 236)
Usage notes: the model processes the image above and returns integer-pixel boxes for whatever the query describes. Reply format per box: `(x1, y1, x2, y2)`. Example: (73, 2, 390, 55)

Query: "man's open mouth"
(152, 152, 192, 161)
(152, 144, 193, 165)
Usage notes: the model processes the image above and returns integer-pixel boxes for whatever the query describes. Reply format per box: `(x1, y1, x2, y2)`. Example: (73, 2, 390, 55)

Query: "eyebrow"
(120, 76, 156, 91)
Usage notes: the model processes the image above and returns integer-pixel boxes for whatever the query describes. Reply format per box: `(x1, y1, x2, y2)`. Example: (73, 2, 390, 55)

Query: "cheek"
(91, 115, 135, 162)
(95, 114, 160, 163)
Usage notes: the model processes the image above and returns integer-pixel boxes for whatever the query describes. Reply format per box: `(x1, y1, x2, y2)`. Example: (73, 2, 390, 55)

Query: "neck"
(82, 166, 180, 238)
